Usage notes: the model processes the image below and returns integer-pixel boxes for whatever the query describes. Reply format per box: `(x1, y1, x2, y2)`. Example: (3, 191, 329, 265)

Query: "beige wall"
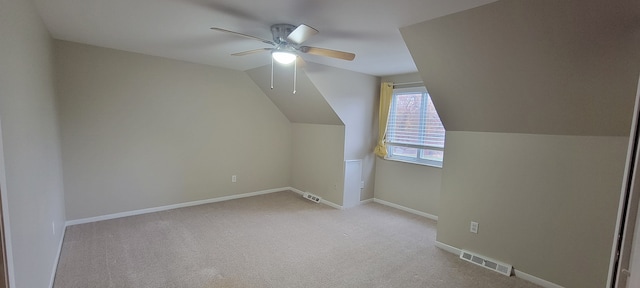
(400, 1, 640, 287)
(249, 63, 379, 203)
(373, 72, 442, 216)
(305, 64, 379, 200)
(0, 0, 67, 287)
(246, 64, 343, 125)
(291, 123, 345, 206)
(438, 132, 628, 288)
(55, 41, 292, 220)
(401, 0, 639, 136)
(374, 159, 441, 216)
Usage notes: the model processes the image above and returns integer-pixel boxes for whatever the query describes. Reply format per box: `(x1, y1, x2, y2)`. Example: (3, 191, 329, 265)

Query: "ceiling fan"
(210, 24, 355, 94)
(210, 24, 356, 64)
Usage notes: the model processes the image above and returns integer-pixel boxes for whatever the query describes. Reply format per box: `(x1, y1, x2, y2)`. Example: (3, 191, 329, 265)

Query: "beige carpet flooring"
(53, 191, 541, 288)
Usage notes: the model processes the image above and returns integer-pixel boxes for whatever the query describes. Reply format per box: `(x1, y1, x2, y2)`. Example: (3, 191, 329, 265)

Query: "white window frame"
(385, 86, 445, 168)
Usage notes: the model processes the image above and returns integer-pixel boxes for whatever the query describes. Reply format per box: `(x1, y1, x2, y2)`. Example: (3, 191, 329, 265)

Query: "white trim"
(608, 75, 640, 286)
(289, 187, 344, 210)
(360, 198, 374, 204)
(373, 198, 438, 221)
(434, 241, 461, 255)
(0, 187, 13, 288)
(319, 199, 343, 210)
(435, 241, 565, 288)
(383, 157, 443, 168)
(66, 187, 291, 226)
(289, 187, 304, 194)
(0, 118, 15, 288)
(289, 187, 305, 195)
(49, 226, 66, 288)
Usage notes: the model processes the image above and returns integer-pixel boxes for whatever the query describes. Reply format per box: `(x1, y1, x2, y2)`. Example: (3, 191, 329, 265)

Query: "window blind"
(387, 90, 445, 150)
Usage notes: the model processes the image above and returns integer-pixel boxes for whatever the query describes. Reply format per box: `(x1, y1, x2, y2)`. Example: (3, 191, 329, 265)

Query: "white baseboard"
(288, 187, 344, 210)
(434, 241, 565, 288)
(434, 240, 461, 255)
(319, 198, 343, 210)
(56, 187, 333, 286)
(360, 198, 374, 204)
(289, 187, 304, 196)
(66, 187, 291, 226)
(49, 226, 66, 288)
(372, 198, 438, 221)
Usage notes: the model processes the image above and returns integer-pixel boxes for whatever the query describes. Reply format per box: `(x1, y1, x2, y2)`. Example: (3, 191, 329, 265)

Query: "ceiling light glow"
(272, 51, 296, 64)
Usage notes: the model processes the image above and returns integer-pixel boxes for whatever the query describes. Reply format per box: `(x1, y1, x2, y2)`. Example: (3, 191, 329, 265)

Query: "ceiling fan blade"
(287, 24, 318, 45)
(231, 48, 273, 56)
(210, 27, 275, 46)
(299, 46, 355, 61)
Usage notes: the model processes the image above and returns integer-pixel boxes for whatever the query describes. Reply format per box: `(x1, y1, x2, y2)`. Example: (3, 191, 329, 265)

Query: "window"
(386, 86, 445, 167)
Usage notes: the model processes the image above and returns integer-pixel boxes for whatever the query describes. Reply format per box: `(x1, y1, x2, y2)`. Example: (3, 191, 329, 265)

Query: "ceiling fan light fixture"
(272, 51, 296, 64)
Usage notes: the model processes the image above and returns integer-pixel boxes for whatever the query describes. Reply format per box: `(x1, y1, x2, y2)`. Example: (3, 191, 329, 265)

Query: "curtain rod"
(393, 81, 423, 87)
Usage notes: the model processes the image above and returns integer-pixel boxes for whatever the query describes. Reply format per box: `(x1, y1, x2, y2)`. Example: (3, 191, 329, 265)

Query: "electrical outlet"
(232, 175, 237, 183)
(360, 181, 365, 189)
(470, 221, 479, 234)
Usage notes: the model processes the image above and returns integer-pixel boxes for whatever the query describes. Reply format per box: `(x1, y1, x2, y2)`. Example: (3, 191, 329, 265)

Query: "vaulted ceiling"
(33, 0, 496, 76)
(401, 0, 640, 136)
(246, 64, 343, 125)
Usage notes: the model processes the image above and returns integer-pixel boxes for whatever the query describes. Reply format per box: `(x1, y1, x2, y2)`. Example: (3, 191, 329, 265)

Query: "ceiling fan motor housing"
(271, 24, 297, 44)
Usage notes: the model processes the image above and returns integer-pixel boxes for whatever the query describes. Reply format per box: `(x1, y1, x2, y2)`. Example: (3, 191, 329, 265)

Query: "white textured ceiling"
(34, 0, 495, 76)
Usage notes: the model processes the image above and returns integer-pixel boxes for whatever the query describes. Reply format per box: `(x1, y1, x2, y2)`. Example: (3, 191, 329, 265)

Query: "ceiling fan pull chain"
(293, 57, 297, 94)
(270, 56, 274, 90)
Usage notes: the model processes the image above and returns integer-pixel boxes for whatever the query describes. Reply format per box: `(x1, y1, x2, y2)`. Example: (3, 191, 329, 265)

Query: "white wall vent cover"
(303, 192, 321, 203)
(460, 250, 512, 276)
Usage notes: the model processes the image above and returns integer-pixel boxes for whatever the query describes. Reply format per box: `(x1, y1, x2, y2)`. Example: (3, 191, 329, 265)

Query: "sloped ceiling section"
(246, 64, 343, 125)
(401, 0, 640, 136)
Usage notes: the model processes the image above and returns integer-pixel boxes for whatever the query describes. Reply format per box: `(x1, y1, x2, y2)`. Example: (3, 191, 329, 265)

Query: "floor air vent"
(460, 250, 512, 276)
(303, 192, 321, 203)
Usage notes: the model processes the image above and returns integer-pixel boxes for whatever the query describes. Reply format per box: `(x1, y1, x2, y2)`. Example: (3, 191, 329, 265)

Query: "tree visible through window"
(386, 86, 445, 167)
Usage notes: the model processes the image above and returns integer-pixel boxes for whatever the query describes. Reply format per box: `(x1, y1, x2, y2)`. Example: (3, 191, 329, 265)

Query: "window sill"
(384, 156, 443, 168)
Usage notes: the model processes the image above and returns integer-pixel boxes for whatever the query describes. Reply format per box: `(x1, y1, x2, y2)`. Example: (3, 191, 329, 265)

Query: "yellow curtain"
(374, 82, 393, 158)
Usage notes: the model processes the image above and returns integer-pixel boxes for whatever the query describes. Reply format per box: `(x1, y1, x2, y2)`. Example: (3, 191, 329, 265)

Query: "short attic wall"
(304, 63, 378, 201)
(247, 64, 345, 205)
(291, 123, 346, 206)
(247, 63, 378, 205)
(374, 72, 441, 217)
